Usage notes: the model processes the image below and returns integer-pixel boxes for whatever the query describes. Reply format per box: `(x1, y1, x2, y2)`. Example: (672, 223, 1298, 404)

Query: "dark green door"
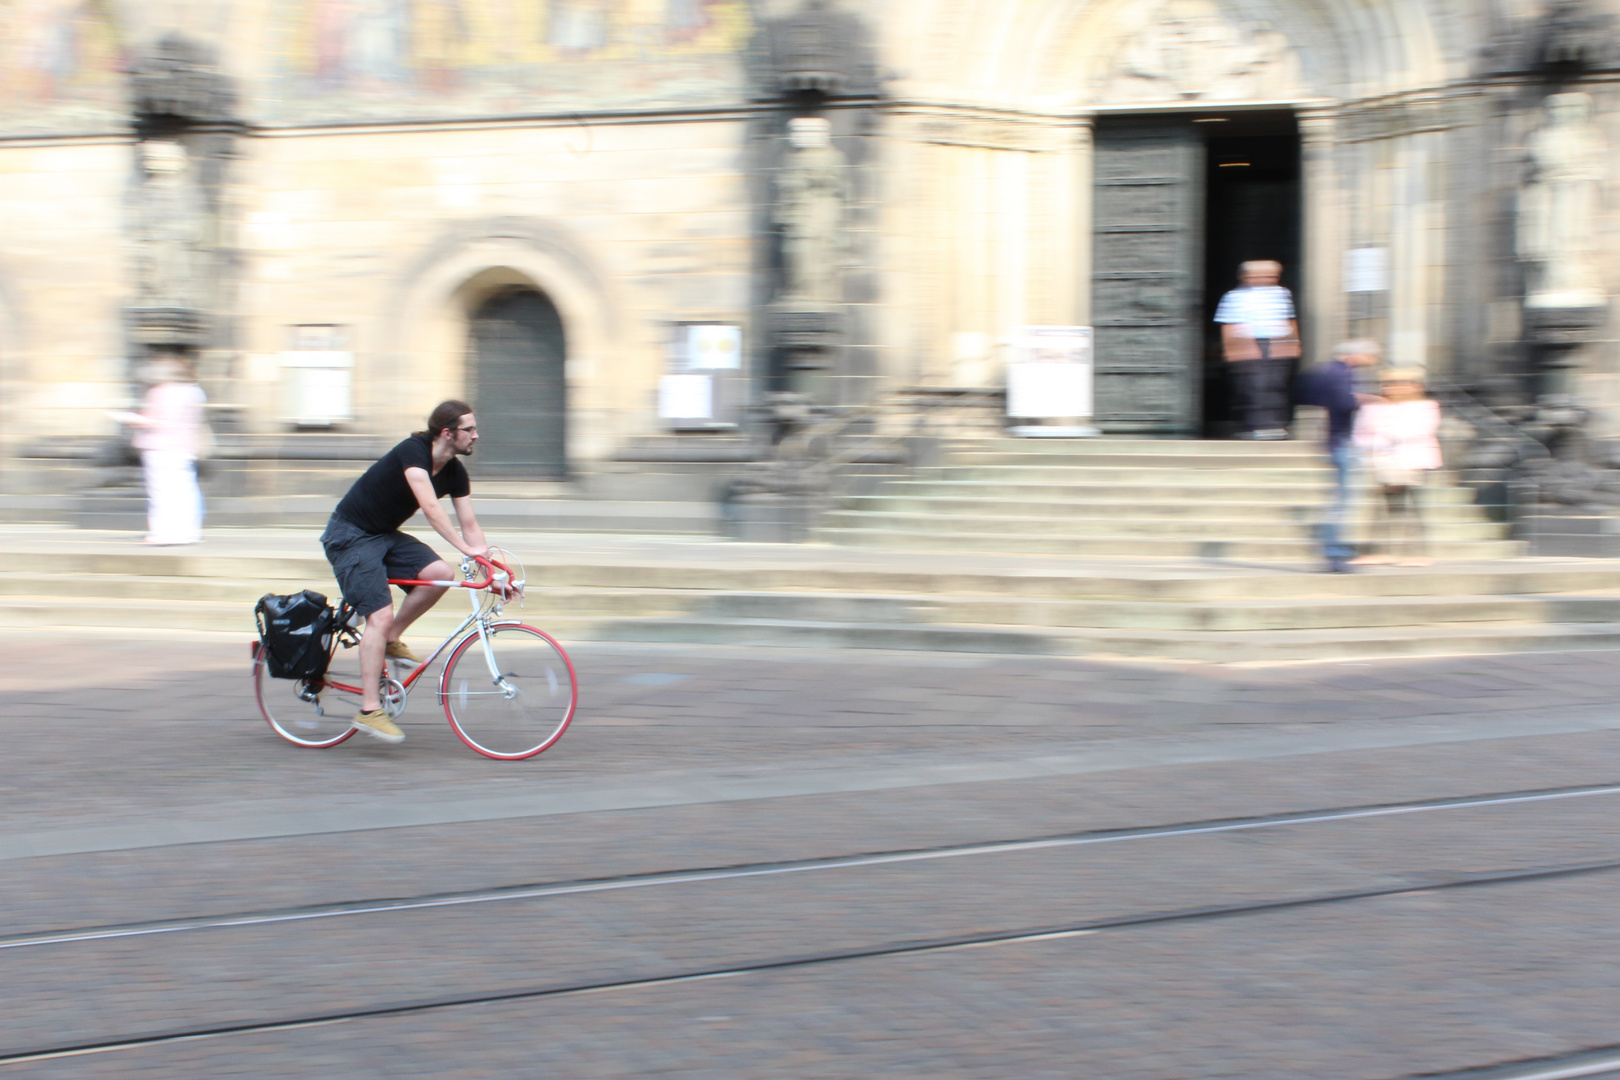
(1091, 118, 1205, 434)
(469, 288, 567, 479)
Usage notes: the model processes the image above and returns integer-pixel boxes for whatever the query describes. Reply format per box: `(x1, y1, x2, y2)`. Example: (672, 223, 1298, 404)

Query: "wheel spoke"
(255, 655, 357, 748)
(441, 625, 576, 759)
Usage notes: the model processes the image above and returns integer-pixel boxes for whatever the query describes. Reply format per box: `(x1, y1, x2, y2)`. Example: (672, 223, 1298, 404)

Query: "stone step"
(10, 493, 727, 535)
(1066, 622, 1620, 663)
(819, 528, 1524, 560)
(879, 481, 1478, 504)
(18, 550, 1618, 602)
(0, 573, 327, 605)
(923, 466, 1335, 484)
(604, 617, 1620, 662)
(0, 595, 507, 639)
(820, 510, 1506, 541)
(843, 496, 1488, 522)
(23, 592, 1620, 663)
(588, 589, 1620, 632)
(957, 437, 1322, 456)
(26, 576, 1620, 631)
(945, 451, 1326, 468)
(27, 593, 1610, 664)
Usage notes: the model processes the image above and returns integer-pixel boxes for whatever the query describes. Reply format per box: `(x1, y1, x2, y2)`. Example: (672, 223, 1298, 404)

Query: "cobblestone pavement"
(3, 632, 1620, 1078)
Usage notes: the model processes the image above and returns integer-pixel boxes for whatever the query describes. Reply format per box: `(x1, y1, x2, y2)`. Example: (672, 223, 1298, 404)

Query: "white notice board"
(658, 374, 713, 420)
(1006, 326, 1093, 419)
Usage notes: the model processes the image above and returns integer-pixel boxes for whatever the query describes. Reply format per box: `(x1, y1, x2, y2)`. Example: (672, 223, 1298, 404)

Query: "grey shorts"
(320, 515, 441, 618)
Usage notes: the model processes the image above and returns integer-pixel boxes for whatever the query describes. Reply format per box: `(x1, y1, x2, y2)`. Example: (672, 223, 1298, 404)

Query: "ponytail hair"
(415, 399, 473, 441)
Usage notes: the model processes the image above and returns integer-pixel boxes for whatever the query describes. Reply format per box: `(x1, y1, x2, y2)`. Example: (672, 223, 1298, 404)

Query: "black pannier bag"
(255, 590, 337, 680)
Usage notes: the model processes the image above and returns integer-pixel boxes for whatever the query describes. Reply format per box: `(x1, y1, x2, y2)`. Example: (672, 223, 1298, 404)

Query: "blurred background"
(1, 0, 1619, 569)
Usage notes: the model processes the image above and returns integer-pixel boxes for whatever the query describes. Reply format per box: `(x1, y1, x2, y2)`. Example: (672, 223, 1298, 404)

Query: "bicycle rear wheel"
(441, 624, 576, 760)
(254, 647, 358, 748)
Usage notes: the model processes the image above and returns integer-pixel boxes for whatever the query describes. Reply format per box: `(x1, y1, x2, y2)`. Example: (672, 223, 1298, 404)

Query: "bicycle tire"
(440, 624, 576, 760)
(254, 649, 358, 749)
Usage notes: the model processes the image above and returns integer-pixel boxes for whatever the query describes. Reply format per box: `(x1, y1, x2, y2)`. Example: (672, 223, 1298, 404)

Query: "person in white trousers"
(119, 356, 206, 545)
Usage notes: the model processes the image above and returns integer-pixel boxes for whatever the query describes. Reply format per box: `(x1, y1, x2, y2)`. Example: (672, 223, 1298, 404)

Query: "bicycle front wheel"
(441, 624, 576, 760)
(254, 649, 357, 748)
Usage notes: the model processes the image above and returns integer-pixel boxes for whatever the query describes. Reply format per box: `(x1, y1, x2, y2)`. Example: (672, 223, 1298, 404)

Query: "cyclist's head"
(419, 400, 473, 443)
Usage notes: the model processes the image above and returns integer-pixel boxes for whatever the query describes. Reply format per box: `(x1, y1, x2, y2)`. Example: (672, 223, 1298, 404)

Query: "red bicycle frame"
(310, 553, 517, 697)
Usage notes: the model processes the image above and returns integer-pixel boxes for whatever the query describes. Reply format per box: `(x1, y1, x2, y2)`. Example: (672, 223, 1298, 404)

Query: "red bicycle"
(252, 550, 576, 760)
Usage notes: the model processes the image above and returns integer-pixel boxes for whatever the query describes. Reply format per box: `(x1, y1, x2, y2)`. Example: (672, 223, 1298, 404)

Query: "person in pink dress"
(118, 356, 207, 545)
(1352, 368, 1443, 566)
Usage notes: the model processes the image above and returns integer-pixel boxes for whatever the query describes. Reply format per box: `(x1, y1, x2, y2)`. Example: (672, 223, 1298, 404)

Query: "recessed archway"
(379, 217, 620, 470)
(466, 284, 568, 480)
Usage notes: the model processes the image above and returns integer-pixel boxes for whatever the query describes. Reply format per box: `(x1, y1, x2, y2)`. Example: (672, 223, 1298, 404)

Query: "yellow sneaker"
(351, 709, 404, 743)
(384, 640, 422, 665)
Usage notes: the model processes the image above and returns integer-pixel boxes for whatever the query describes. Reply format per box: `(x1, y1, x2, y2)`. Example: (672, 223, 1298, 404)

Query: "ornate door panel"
(469, 289, 568, 479)
(1091, 120, 1204, 434)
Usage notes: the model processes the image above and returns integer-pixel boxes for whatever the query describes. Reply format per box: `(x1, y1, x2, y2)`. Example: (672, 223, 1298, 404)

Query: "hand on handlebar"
(461, 550, 520, 601)
(494, 575, 522, 602)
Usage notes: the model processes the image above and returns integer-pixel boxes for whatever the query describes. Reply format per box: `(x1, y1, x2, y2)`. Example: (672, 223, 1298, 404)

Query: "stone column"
(126, 33, 237, 386)
(1518, 91, 1610, 399)
(1069, 117, 1096, 328)
(1298, 108, 1343, 365)
(753, 0, 880, 410)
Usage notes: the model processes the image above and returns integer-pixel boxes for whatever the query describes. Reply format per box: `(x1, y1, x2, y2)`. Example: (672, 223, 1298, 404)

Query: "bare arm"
(404, 467, 485, 558)
(1221, 323, 1259, 362)
(451, 496, 516, 597)
(1272, 319, 1301, 360)
(450, 495, 486, 552)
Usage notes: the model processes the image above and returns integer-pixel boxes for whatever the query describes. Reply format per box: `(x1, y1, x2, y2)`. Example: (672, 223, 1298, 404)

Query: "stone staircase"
(10, 433, 1620, 664)
(5, 527, 1620, 663)
(819, 438, 1518, 560)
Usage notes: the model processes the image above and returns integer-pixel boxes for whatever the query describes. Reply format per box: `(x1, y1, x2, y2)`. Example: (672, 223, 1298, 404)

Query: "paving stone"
(4, 634, 1620, 1075)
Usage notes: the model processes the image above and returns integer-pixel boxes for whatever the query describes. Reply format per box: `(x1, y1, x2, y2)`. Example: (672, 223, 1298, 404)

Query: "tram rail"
(6, 779, 1620, 1068)
(4, 855, 1620, 1067)
(5, 776, 1620, 956)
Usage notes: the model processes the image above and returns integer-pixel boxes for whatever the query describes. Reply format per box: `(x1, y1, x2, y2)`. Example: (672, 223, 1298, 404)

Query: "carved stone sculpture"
(775, 117, 849, 304)
(131, 140, 204, 311)
(755, 0, 881, 97)
(1519, 92, 1607, 310)
(1107, 0, 1302, 103)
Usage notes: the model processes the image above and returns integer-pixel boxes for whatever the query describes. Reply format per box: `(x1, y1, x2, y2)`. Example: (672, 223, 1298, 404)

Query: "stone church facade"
(0, 0, 1615, 485)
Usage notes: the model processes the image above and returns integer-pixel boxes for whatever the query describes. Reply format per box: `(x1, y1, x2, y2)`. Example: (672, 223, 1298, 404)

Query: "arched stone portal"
(381, 218, 619, 472)
(468, 287, 568, 479)
(878, 0, 1454, 432)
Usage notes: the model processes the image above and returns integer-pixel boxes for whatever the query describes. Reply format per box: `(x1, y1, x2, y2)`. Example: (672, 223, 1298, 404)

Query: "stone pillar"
(1298, 108, 1343, 365)
(125, 33, 238, 393)
(1069, 117, 1096, 328)
(753, 0, 880, 411)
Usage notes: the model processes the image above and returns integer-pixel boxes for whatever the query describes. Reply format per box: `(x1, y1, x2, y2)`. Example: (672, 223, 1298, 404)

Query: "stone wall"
(231, 115, 753, 460)
(2, 0, 1620, 480)
(0, 139, 131, 455)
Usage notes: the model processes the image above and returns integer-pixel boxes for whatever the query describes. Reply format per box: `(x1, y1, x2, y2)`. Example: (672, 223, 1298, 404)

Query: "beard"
(456, 443, 475, 456)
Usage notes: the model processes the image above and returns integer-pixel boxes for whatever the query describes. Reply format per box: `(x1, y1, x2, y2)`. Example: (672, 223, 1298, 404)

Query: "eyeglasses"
(456, 425, 477, 434)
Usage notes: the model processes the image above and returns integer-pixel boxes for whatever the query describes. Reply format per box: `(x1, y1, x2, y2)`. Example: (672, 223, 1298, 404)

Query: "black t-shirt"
(333, 434, 470, 535)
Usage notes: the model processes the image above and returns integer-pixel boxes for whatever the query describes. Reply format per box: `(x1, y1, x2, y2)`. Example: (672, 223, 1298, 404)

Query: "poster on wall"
(1006, 325, 1096, 436)
(684, 324, 741, 370)
(661, 322, 741, 429)
(280, 324, 354, 427)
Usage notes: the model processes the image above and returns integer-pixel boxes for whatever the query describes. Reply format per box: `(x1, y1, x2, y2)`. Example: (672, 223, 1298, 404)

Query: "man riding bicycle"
(321, 399, 501, 744)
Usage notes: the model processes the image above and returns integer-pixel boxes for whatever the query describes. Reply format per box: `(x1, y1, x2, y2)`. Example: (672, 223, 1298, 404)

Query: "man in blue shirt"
(1296, 341, 1383, 572)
